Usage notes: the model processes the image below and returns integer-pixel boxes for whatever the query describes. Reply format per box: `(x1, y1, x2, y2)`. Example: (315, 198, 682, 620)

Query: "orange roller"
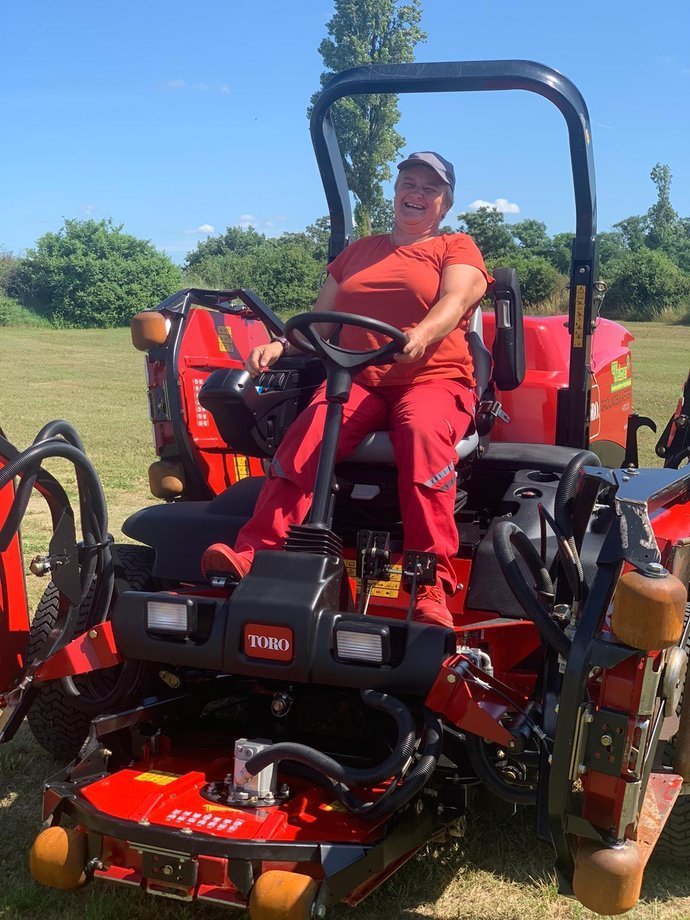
(131, 311, 169, 351)
(611, 567, 686, 651)
(572, 838, 643, 915)
(148, 459, 185, 498)
(249, 870, 318, 920)
(29, 826, 87, 891)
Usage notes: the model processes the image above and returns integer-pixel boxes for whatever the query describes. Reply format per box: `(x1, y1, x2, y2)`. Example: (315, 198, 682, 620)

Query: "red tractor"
(1, 60, 689, 918)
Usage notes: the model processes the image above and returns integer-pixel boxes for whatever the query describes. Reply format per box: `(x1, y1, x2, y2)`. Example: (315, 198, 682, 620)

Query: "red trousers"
(234, 378, 475, 593)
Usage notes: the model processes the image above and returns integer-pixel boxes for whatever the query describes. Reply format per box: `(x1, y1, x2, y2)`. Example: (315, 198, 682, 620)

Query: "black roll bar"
(309, 59, 599, 451)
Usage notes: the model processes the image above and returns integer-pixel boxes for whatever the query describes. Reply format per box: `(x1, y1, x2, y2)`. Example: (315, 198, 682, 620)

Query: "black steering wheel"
(283, 311, 409, 372)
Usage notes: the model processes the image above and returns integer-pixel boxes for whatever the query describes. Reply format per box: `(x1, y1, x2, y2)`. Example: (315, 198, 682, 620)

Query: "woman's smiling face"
(393, 164, 449, 236)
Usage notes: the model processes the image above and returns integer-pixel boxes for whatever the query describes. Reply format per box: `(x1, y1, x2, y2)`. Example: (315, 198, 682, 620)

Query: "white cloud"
(164, 79, 187, 90)
(468, 198, 520, 215)
(238, 214, 286, 232)
(83, 203, 95, 216)
(185, 223, 215, 235)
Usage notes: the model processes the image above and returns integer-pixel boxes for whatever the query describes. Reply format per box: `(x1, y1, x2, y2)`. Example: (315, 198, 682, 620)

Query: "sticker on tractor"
(610, 357, 632, 393)
(165, 809, 245, 833)
(244, 624, 294, 662)
(217, 326, 234, 353)
(589, 376, 601, 439)
(234, 455, 250, 479)
(203, 803, 245, 815)
(344, 559, 402, 598)
(193, 377, 210, 428)
(135, 770, 180, 785)
(573, 285, 586, 348)
(320, 800, 348, 813)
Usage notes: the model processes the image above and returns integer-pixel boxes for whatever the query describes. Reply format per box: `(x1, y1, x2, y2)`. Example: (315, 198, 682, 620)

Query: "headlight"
(146, 598, 196, 637)
(334, 621, 390, 664)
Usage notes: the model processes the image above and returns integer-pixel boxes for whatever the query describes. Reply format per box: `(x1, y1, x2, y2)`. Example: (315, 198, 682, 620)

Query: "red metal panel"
(0, 463, 30, 693)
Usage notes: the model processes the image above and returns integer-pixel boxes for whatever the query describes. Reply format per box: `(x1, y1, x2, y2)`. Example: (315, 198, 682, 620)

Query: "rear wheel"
(26, 544, 154, 762)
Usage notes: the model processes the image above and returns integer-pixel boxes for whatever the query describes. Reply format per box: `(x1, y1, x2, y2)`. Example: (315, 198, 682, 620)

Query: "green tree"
(186, 235, 324, 316)
(605, 248, 690, 320)
(614, 214, 647, 251)
(646, 162, 679, 253)
(545, 232, 574, 274)
(512, 218, 550, 259)
(11, 218, 182, 328)
(185, 225, 266, 270)
(457, 207, 517, 260)
(311, 0, 427, 237)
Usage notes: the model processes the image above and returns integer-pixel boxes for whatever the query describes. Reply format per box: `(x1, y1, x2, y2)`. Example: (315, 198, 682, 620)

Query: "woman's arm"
(245, 274, 341, 374)
(394, 263, 488, 364)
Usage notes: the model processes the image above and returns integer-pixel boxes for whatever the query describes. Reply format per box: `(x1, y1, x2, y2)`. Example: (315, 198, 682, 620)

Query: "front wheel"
(26, 544, 155, 763)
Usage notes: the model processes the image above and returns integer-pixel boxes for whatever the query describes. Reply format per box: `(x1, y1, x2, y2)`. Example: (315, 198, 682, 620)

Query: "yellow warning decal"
(234, 455, 250, 479)
(320, 800, 348, 813)
(573, 285, 586, 348)
(217, 326, 234, 353)
(344, 559, 402, 599)
(135, 770, 179, 785)
(203, 803, 244, 815)
(610, 357, 632, 393)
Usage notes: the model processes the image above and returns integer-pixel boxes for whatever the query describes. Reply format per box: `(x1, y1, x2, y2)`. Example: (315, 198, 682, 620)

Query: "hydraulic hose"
(552, 449, 601, 593)
(493, 520, 571, 659)
(465, 730, 537, 805)
(244, 690, 417, 787)
(0, 425, 139, 713)
(276, 712, 443, 820)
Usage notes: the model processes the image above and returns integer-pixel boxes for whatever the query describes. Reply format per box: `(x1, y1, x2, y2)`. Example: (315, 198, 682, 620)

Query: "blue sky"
(1, 1, 689, 263)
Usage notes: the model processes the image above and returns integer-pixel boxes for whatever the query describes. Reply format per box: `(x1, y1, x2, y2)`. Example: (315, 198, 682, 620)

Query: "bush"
(604, 248, 690, 320)
(186, 238, 323, 316)
(487, 254, 561, 308)
(0, 295, 51, 328)
(10, 218, 182, 328)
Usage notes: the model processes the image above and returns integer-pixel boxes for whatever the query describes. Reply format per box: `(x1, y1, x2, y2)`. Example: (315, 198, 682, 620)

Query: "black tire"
(26, 544, 155, 763)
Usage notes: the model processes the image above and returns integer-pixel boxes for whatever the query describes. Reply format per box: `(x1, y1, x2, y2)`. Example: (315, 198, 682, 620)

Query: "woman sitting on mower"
(202, 151, 492, 627)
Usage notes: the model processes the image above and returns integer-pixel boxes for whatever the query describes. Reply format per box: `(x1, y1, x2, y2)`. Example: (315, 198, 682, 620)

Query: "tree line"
(2, 1, 689, 327)
(1, 159, 689, 329)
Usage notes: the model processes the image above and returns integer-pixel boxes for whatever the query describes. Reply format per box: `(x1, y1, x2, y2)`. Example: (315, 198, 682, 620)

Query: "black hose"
(493, 521, 571, 659)
(552, 450, 601, 592)
(244, 690, 417, 787)
(465, 731, 537, 805)
(280, 712, 443, 820)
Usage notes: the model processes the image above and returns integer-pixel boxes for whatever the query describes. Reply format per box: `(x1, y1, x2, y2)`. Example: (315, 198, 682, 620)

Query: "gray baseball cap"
(397, 151, 455, 193)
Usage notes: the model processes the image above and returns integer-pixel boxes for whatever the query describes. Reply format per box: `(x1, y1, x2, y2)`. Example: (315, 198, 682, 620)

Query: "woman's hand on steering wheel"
(394, 325, 430, 364)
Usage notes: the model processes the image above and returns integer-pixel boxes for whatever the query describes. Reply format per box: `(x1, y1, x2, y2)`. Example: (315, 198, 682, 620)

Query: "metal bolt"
(313, 906, 327, 919)
(102, 748, 112, 758)
(644, 562, 667, 578)
(447, 674, 457, 684)
(138, 818, 150, 826)
(162, 865, 173, 876)
(578, 267, 586, 274)
(496, 749, 506, 759)
(577, 763, 588, 776)
(415, 799, 424, 815)
(547, 755, 553, 765)
(622, 475, 630, 482)
(584, 711, 594, 724)
(88, 629, 98, 639)
(508, 741, 516, 749)
(237, 791, 250, 801)
(600, 734, 613, 747)
(181, 827, 193, 835)
(554, 704, 559, 714)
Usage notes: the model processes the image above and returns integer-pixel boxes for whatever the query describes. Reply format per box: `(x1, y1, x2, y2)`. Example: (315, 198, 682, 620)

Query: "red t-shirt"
(327, 233, 492, 388)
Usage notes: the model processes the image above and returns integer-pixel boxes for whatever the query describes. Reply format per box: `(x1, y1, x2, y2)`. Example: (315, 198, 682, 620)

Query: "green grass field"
(0, 322, 689, 920)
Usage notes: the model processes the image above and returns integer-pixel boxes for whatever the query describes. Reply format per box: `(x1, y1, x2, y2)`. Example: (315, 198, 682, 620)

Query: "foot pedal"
(402, 551, 437, 592)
